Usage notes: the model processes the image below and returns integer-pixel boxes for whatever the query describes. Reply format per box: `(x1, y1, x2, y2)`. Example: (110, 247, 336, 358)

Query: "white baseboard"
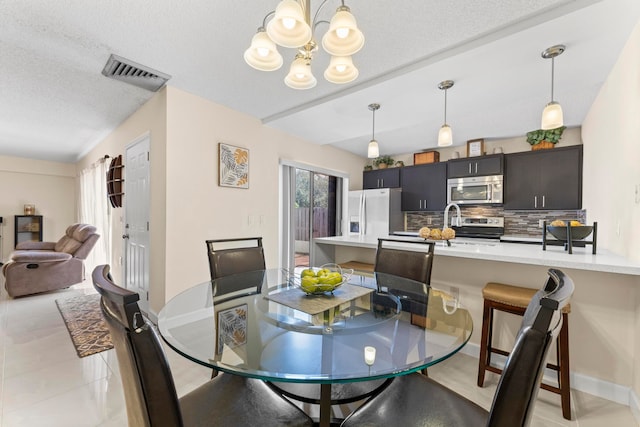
(460, 342, 636, 410)
(630, 389, 640, 425)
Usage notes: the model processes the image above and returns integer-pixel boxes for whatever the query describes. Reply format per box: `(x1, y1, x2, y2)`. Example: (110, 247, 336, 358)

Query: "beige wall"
(582, 18, 640, 401)
(582, 23, 640, 263)
(581, 18, 640, 406)
(0, 156, 76, 260)
(163, 87, 365, 307)
(78, 86, 364, 314)
(77, 88, 168, 312)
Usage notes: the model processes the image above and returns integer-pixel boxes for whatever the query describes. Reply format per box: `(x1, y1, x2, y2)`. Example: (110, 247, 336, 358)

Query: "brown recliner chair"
(3, 223, 100, 297)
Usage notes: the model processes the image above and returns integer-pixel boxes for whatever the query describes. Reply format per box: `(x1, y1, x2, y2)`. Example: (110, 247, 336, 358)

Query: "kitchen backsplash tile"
(406, 207, 586, 237)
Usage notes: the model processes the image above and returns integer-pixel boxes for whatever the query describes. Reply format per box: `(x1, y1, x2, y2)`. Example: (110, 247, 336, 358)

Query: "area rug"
(56, 293, 113, 358)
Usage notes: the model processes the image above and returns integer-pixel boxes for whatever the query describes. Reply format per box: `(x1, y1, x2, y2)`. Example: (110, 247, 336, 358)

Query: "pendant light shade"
(541, 102, 564, 130)
(367, 140, 379, 158)
(367, 103, 381, 159)
(266, 0, 312, 48)
(322, 6, 365, 56)
(324, 55, 359, 84)
(284, 56, 317, 89)
(244, 29, 283, 71)
(438, 124, 453, 147)
(437, 80, 454, 147)
(540, 44, 565, 130)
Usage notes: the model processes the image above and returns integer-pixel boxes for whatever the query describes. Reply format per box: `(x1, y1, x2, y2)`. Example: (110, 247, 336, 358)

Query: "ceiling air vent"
(101, 54, 171, 92)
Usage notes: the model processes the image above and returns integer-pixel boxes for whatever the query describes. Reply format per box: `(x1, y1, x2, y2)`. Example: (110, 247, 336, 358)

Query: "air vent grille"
(101, 54, 171, 92)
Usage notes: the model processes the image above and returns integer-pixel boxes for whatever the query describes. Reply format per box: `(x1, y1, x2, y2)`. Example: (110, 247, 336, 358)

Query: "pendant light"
(540, 44, 565, 130)
(437, 80, 454, 147)
(367, 103, 380, 159)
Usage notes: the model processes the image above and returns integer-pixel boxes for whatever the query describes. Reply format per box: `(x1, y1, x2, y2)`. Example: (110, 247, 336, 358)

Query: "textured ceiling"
(0, 0, 639, 162)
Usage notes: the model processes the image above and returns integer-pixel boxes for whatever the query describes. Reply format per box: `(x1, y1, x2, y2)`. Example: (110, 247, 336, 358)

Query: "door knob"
(122, 234, 130, 239)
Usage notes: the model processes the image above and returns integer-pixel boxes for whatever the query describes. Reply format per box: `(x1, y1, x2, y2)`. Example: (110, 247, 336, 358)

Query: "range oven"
(452, 216, 504, 239)
(447, 175, 503, 205)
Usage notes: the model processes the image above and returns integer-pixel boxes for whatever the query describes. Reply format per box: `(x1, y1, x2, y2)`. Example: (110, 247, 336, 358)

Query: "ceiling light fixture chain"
(540, 44, 565, 130)
(244, 0, 364, 89)
(437, 80, 454, 147)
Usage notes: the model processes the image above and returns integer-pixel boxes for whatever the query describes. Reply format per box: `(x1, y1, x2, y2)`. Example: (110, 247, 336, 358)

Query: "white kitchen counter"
(313, 235, 640, 276)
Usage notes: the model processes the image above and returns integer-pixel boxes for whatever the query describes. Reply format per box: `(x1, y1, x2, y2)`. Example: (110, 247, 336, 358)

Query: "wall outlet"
(538, 219, 545, 228)
(427, 217, 432, 225)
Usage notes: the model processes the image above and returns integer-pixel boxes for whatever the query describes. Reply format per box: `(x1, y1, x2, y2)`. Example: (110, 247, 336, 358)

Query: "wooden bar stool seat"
(477, 282, 572, 420)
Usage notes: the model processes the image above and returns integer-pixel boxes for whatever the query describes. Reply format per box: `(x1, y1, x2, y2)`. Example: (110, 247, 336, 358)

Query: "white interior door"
(124, 134, 150, 305)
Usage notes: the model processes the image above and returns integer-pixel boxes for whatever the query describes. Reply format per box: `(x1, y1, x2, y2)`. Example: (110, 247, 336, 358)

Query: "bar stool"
(477, 282, 572, 420)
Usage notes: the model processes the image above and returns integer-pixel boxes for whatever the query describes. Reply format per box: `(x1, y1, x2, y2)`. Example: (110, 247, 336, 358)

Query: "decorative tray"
(288, 263, 353, 295)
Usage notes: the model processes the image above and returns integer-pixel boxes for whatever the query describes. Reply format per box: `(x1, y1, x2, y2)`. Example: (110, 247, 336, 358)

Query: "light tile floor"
(0, 279, 637, 426)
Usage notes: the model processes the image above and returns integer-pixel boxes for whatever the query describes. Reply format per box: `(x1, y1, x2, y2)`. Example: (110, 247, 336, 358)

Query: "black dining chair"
(374, 238, 436, 285)
(341, 268, 574, 427)
(206, 237, 266, 377)
(374, 238, 436, 375)
(92, 264, 313, 427)
(206, 237, 265, 281)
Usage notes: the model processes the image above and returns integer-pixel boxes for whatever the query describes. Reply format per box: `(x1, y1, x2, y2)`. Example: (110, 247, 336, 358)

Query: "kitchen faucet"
(443, 203, 461, 229)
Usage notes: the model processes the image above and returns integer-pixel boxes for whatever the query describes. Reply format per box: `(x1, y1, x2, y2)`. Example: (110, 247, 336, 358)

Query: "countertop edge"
(313, 236, 640, 276)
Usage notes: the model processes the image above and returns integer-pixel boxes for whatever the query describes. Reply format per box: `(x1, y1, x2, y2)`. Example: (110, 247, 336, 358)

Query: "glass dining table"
(157, 268, 473, 427)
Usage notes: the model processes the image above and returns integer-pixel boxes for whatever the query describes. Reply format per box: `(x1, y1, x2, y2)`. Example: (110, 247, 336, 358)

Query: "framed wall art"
(466, 138, 485, 157)
(216, 303, 248, 354)
(219, 143, 249, 188)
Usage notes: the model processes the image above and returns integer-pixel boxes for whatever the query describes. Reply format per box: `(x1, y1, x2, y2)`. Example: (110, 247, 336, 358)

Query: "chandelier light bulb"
(282, 17, 296, 30)
(336, 27, 350, 39)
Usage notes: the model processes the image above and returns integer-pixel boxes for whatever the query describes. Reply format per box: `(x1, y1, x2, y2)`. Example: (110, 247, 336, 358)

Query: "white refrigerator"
(347, 188, 403, 237)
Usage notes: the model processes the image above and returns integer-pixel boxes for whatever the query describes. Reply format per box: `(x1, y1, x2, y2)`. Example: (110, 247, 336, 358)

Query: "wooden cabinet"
(447, 154, 503, 178)
(363, 168, 400, 189)
(15, 215, 43, 247)
(504, 145, 582, 210)
(401, 163, 447, 211)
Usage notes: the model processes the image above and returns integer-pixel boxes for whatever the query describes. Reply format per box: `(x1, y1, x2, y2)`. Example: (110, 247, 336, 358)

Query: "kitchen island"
(313, 235, 640, 411)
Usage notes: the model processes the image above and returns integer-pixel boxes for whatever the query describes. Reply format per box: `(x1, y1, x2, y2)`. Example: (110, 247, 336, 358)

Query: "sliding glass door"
(281, 163, 345, 270)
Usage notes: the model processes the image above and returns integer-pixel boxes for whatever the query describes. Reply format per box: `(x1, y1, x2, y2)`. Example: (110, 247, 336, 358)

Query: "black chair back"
(206, 237, 265, 280)
(374, 238, 435, 284)
(487, 268, 574, 427)
(92, 265, 183, 427)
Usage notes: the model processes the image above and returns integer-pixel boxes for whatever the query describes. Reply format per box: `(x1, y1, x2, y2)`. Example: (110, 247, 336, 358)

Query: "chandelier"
(244, 0, 365, 90)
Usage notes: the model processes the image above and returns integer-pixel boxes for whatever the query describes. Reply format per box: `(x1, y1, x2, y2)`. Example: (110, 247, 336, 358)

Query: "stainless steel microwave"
(447, 175, 503, 205)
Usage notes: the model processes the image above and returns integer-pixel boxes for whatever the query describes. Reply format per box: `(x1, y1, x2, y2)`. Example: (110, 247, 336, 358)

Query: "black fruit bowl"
(547, 225, 593, 241)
